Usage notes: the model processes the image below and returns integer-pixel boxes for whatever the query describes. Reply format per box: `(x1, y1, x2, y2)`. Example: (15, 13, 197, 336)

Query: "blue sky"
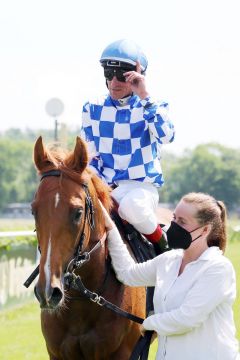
(0, 0, 239, 153)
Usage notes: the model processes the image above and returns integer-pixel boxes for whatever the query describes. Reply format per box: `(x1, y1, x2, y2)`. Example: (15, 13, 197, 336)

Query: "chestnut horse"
(32, 136, 172, 360)
(32, 136, 147, 360)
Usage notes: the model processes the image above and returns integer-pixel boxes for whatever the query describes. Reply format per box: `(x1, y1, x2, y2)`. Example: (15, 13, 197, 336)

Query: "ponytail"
(182, 193, 227, 253)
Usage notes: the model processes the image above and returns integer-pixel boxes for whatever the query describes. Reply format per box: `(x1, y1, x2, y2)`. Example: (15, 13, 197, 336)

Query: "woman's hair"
(181, 192, 227, 252)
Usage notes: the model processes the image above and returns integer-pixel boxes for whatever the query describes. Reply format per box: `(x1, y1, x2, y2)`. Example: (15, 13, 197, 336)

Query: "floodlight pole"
(54, 118, 58, 142)
(45, 98, 64, 142)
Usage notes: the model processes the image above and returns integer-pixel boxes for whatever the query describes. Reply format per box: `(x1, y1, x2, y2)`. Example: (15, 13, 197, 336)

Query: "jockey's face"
(107, 76, 132, 100)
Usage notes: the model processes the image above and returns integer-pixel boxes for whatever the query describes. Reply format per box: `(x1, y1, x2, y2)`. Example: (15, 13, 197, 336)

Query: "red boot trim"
(143, 225, 163, 244)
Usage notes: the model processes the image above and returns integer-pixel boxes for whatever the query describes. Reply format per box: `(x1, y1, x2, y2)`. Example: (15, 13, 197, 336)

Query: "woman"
(101, 192, 239, 359)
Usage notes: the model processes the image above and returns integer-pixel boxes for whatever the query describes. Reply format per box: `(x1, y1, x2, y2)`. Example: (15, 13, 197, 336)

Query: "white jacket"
(107, 227, 239, 360)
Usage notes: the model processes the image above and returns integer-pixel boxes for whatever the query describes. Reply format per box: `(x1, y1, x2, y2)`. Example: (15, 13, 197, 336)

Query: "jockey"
(81, 39, 175, 250)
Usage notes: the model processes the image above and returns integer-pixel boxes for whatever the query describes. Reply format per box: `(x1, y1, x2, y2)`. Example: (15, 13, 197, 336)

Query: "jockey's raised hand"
(124, 61, 149, 100)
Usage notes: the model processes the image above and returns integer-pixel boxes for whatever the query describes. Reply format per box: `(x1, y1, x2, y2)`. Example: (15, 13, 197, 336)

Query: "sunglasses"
(104, 68, 129, 82)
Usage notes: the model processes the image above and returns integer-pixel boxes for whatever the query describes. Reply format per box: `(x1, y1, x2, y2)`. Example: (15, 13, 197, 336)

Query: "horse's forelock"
(46, 145, 69, 164)
(59, 165, 90, 184)
(37, 146, 80, 175)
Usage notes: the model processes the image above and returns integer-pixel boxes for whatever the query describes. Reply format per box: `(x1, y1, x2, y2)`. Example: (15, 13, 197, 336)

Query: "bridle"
(24, 169, 106, 287)
(23, 169, 143, 324)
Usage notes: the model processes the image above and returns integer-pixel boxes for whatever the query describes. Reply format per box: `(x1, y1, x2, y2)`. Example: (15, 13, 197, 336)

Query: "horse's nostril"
(50, 287, 63, 306)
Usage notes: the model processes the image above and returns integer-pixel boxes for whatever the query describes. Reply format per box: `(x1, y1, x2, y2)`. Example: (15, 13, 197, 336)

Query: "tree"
(1, 129, 240, 213)
(162, 143, 240, 209)
(0, 139, 37, 210)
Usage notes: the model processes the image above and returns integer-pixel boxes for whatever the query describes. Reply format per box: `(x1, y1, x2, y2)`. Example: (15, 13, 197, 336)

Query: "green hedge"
(0, 236, 37, 251)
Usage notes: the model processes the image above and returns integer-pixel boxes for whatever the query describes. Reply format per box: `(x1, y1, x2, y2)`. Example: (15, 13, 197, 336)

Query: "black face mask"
(166, 221, 203, 250)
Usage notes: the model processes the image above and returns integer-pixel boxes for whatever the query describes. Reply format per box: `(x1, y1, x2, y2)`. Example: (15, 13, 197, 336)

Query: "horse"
(32, 136, 172, 360)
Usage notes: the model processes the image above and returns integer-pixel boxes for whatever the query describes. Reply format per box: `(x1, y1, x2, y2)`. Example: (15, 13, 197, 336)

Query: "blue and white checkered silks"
(81, 94, 175, 187)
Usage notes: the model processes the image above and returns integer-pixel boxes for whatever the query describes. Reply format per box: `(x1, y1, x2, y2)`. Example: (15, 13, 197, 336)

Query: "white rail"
(0, 230, 35, 237)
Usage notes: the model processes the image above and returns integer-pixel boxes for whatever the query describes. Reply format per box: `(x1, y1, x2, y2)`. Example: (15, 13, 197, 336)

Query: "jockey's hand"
(99, 200, 115, 231)
(124, 61, 149, 100)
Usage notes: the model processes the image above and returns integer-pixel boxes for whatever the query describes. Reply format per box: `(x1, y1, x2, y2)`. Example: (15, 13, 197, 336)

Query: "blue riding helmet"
(100, 39, 148, 73)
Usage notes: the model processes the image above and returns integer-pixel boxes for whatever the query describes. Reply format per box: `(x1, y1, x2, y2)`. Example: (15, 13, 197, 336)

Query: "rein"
(64, 271, 144, 324)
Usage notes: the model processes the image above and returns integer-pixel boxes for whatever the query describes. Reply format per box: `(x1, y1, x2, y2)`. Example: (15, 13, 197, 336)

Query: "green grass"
(225, 240, 240, 339)
(0, 301, 47, 360)
(0, 239, 239, 359)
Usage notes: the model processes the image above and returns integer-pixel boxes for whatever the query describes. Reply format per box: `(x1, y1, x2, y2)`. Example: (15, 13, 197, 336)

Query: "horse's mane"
(37, 144, 112, 212)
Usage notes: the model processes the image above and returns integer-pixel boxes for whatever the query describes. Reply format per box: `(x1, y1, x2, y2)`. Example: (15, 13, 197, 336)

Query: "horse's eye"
(73, 208, 83, 223)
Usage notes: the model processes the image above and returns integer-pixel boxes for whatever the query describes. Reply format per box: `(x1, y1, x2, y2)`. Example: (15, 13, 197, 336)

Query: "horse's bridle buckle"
(90, 293, 105, 306)
(75, 252, 90, 268)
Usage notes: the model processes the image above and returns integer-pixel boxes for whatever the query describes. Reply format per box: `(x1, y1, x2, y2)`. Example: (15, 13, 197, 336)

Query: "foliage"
(0, 129, 240, 211)
(0, 219, 36, 250)
(0, 138, 37, 210)
(161, 143, 240, 210)
(0, 128, 78, 210)
(0, 236, 37, 251)
(0, 127, 79, 145)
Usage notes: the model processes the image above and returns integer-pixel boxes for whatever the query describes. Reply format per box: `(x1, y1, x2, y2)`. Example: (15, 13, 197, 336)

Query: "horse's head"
(32, 136, 111, 310)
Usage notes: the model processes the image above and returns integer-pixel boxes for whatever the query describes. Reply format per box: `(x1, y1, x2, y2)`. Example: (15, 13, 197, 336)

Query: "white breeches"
(111, 180, 159, 234)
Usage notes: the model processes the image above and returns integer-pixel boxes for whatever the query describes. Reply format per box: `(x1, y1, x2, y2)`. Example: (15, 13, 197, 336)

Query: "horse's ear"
(67, 136, 89, 173)
(34, 136, 54, 172)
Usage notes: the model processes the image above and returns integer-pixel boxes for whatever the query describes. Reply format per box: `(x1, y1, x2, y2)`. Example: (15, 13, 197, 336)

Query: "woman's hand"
(140, 324, 146, 337)
(140, 325, 157, 343)
(99, 200, 115, 231)
(150, 331, 157, 344)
